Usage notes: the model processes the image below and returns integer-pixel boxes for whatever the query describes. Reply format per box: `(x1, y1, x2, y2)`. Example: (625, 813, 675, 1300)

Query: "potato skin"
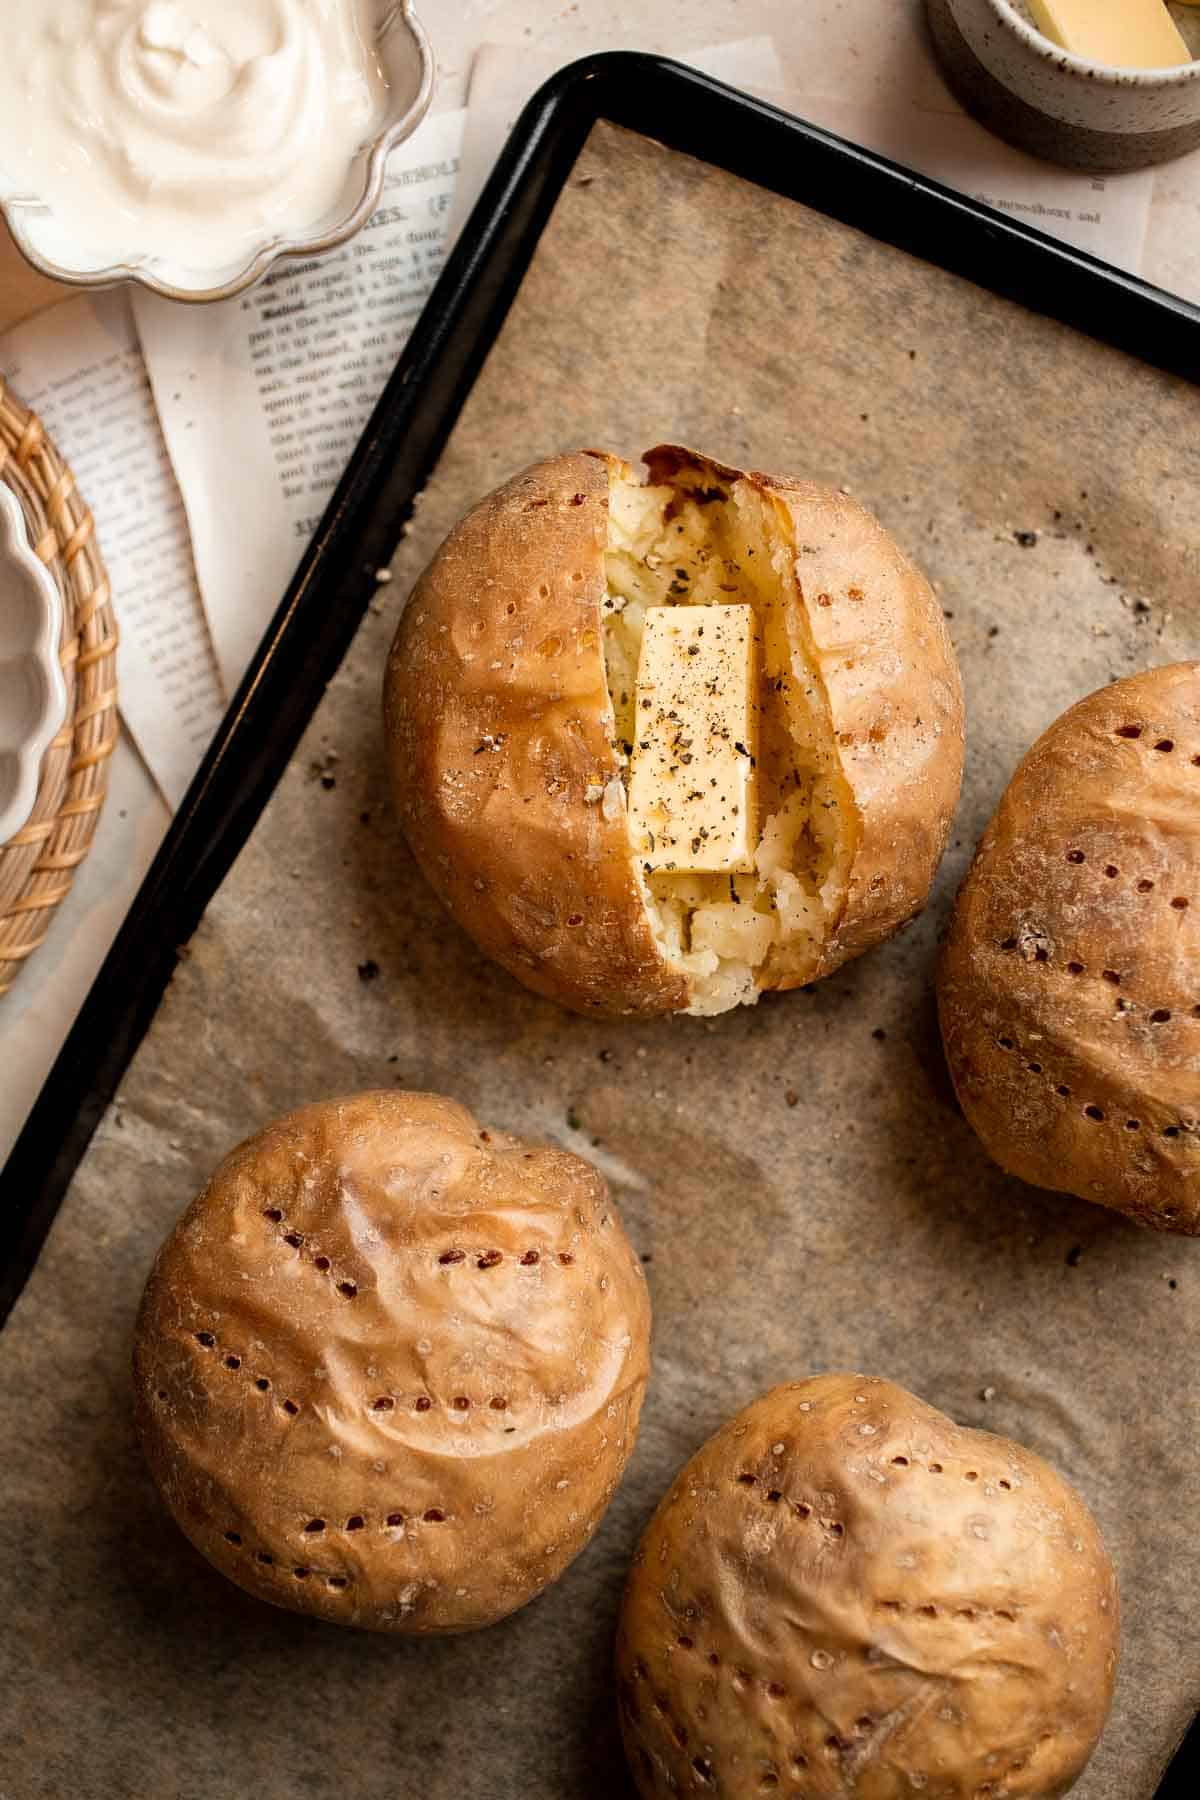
(644, 447, 965, 985)
(938, 663, 1200, 1233)
(133, 1091, 650, 1633)
(385, 448, 964, 1017)
(384, 451, 687, 1017)
(617, 1375, 1117, 1800)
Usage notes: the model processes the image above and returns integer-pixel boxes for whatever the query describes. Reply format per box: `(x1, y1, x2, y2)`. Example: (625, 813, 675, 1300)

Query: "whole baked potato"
(617, 1374, 1118, 1799)
(384, 447, 964, 1017)
(133, 1091, 650, 1633)
(939, 662, 1200, 1233)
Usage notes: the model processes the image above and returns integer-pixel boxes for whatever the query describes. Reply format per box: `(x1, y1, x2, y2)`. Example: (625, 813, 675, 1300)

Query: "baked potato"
(384, 447, 964, 1018)
(133, 1091, 651, 1633)
(617, 1374, 1118, 1799)
(939, 662, 1200, 1233)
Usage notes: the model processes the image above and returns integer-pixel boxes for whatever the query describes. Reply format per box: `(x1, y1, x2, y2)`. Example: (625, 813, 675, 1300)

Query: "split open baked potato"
(385, 447, 964, 1017)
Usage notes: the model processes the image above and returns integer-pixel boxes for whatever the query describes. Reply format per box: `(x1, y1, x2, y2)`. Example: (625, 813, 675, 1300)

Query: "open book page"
(133, 109, 467, 698)
(0, 291, 225, 809)
(0, 737, 168, 1165)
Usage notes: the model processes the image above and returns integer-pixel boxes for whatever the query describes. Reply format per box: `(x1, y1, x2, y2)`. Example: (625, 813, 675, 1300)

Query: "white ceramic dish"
(927, 0, 1200, 169)
(0, 485, 69, 847)
(0, 1, 434, 304)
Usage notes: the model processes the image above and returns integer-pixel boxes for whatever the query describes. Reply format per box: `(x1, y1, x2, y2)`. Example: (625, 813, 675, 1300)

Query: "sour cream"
(0, 1, 390, 273)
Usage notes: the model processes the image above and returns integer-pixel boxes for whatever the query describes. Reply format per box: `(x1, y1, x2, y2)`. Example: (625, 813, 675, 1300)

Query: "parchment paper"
(2, 122, 1198, 1800)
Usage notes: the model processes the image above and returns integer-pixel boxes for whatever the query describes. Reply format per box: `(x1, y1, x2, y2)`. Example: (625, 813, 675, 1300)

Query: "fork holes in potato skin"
(1102, 971, 1121, 985)
(337, 1281, 357, 1299)
(194, 1331, 215, 1348)
(1115, 725, 1143, 739)
(1065, 850, 1085, 865)
(1084, 1105, 1105, 1122)
(1155, 740, 1175, 753)
(224, 1531, 242, 1546)
(282, 1399, 299, 1416)
(1056, 1085, 1071, 1098)
(386, 1512, 405, 1528)
(262, 1208, 283, 1222)
(346, 1516, 365, 1532)
(414, 1396, 432, 1412)
(891, 1456, 909, 1467)
(224, 1355, 241, 1370)
(1026, 1062, 1042, 1074)
(423, 1509, 446, 1523)
(1151, 1010, 1172, 1024)
(1067, 962, 1085, 975)
(1172, 897, 1190, 911)
(997, 1036, 1014, 1051)
(304, 1519, 326, 1535)
(1104, 866, 1119, 879)
(314, 1256, 330, 1272)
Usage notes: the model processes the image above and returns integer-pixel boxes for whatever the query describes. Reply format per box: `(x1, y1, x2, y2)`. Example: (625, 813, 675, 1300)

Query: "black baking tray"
(1, 50, 1198, 1788)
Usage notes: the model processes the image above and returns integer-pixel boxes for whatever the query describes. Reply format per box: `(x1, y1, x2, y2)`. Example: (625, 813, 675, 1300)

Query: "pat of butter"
(1027, 0, 1190, 68)
(627, 605, 757, 874)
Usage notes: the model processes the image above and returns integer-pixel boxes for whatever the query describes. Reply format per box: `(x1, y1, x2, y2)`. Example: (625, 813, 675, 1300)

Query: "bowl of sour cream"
(0, 0, 434, 302)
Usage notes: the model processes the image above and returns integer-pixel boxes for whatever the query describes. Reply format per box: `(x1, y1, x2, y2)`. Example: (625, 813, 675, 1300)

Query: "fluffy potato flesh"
(603, 464, 855, 1014)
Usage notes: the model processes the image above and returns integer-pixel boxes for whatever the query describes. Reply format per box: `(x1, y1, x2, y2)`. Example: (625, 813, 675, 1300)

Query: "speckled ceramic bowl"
(927, 0, 1200, 170)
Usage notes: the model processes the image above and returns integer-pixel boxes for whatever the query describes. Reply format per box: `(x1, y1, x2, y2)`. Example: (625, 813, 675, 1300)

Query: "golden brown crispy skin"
(133, 1091, 651, 1633)
(384, 452, 688, 1017)
(644, 446, 965, 984)
(617, 1374, 1118, 1800)
(386, 447, 963, 1016)
(938, 662, 1200, 1233)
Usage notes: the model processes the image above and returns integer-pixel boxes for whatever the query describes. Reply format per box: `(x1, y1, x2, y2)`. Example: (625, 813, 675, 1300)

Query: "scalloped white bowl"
(0, 1, 434, 304)
(0, 485, 69, 846)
